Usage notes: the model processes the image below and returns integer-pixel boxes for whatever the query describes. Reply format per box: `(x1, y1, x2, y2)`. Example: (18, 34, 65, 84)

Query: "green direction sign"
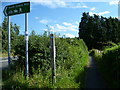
(4, 2, 30, 16)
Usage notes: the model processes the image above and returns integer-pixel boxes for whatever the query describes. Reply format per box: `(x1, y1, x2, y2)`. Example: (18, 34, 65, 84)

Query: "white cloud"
(35, 17, 39, 20)
(55, 22, 78, 32)
(82, 5, 88, 8)
(71, 25, 78, 28)
(109, 1, 118, 5)
(44, 29, 48, 31)
(55, 24, 66, 31)
(31, 0, 89, 8)
(1, 0, 119, 2)
(31, 0, 66, 8)
(98, 11, 110, 15)
(64, 33, 75, 38)
(44, 25, 55, 32)
(67, 2, 88, 8)
(70, 5, 88, 8)
(44, 24, 62, 32)
(89, 12, 96, 16)
(43, 21, 78, 32)
(2, 0, 88, 9)
(30, 7, 33, 11)
(63, 22, 72, 26)
(49, 26, 55, 30)
(90, 7, 95, 11)
(75, 21, 79, 25)
(38, 19, 56, 24)
(118, 16, 120, 19)
(39, 19, 48, 24)
(89, 11, 110, 16)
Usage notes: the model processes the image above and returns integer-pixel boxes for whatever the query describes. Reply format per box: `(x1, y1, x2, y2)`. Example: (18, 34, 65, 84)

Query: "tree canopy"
(1, 17, 20, 53)
(79, 12, 120, 50)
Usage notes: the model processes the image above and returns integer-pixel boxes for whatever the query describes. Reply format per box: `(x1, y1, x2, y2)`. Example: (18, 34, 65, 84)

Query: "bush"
(92, 44, 120, 88)
(102, 45, 120, 88)
(2, 33, 89, 88)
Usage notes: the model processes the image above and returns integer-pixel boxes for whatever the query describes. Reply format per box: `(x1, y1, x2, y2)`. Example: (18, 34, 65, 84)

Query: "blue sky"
(1, 0, 119, 38)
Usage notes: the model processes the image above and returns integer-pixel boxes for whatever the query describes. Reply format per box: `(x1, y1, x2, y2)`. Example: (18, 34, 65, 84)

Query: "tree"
(79, 12, 120, 49)
(2, 17, 20, 53)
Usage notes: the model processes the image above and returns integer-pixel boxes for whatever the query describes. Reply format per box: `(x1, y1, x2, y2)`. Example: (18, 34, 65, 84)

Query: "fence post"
(50, 34, 56, 84)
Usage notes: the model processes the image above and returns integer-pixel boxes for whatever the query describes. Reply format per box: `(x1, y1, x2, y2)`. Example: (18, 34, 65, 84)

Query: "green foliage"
(92, 44, 120, 88)
(101, 45, 120, 88)
(2, 17, 20, 53)
(89, 49, 103, 66)
(79, 12, 120, 50)
(2, 33, 89, 88)
(102, 41, 117, 50)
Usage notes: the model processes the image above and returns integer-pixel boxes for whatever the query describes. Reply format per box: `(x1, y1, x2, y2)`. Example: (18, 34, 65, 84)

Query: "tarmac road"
(85, 56, 108, 88)
(0, 57, 18, 69)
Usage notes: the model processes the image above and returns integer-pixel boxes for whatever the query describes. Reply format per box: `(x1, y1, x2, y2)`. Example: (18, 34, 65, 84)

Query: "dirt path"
(85, 56, 107, 88)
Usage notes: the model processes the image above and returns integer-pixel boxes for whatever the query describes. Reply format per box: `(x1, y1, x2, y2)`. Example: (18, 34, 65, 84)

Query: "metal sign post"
(50, 34, 56, 84)
(25, 13, 29, 77)
(3, 2, 30, 76)
(8, 16, 10, 65)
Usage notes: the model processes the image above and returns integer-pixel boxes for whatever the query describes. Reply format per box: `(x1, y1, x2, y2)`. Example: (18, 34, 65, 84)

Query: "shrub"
(92, 44, 120, 88)
(2, 33, 89, 88)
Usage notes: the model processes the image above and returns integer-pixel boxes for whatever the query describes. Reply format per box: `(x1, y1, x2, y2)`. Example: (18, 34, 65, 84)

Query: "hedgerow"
(91, 44, 120, 88)
(2, 32, 89, 88)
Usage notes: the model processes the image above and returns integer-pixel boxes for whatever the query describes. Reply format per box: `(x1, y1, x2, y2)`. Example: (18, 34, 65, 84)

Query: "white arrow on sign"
(4, 6, 8, 16)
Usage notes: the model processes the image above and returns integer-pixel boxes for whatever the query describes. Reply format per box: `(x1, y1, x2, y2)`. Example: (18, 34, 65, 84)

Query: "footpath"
(85, 56, 108, 88)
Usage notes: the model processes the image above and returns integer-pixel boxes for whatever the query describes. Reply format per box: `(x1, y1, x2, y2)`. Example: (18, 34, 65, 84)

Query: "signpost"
(25, 13, 29, 77)
(8, 16, 10, 65)
(3, 2, 30, 16)
(3, 2, 30, 77)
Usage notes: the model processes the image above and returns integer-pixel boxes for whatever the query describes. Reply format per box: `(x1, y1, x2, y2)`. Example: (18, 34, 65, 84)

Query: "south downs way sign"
(3, 2, 30, 16)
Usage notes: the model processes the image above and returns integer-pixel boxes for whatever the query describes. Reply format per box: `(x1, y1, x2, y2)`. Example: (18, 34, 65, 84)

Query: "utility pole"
(25, 13, 29, 77)
(46, 25, 51, 36)
(8, 16, 11, 65)
(50, 34, 56, 84)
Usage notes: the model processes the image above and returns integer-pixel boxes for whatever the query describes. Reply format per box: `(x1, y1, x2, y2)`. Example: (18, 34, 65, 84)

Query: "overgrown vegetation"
(79, 13, 120, 88)
(2, 31, 89, 88)
(79, 12, 120, 50)
(91, 43, 120, 88)
(2, 12, 120, 89)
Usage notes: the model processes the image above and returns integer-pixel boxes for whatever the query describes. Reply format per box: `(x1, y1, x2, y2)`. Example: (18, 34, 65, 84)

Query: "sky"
(0, 0, 119, 38)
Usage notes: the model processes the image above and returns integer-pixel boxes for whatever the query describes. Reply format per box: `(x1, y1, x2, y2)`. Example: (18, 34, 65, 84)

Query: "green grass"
(0, 53, 15, 57)
(2, 56, 88, 88)
(1, 53, 8, 57)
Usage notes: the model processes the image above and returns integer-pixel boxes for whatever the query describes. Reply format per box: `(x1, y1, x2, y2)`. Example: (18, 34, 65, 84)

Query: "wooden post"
(50, 34, 56, 84)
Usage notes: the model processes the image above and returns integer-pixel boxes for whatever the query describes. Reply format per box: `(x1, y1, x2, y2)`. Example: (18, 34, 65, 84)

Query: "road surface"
(85, 56, 107, 88)
(0, 57, 18, 69)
